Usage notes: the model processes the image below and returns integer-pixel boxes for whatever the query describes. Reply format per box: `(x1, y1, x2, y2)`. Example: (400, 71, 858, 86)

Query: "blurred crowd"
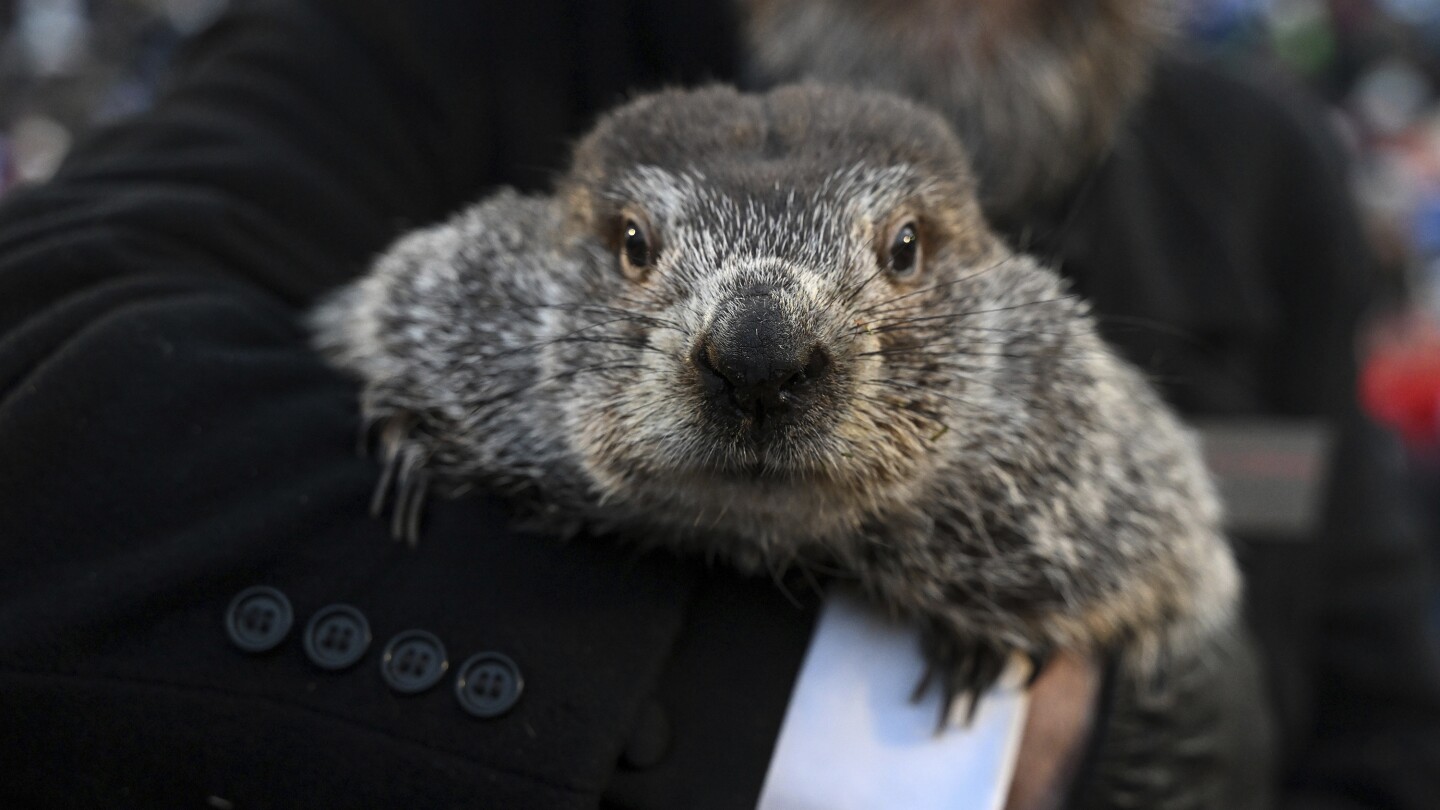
(0, 0, 226, 189)
(1185, 0, 1440, 461)
(0, 0, 1436, 499)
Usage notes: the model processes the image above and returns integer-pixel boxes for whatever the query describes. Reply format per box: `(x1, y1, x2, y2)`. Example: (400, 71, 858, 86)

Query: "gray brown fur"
(742, 0, 1168, 221)
(312, 84, 1237, 699)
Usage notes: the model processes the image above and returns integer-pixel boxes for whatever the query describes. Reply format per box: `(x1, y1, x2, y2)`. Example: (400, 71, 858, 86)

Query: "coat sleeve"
(0, 0, 634, 330)
(0, 0, 465, 550)
(0, 4, 795, 808)
(0, 0, 744, 491)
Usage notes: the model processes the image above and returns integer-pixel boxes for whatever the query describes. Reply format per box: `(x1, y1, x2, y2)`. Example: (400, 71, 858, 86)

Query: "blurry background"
(0, 0, 1435, 529)
(0, 0, 227, 189)
(1185, 0, 1440, 476)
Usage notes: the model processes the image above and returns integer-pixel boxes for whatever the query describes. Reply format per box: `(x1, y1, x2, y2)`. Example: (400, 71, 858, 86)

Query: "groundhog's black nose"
(694, 284, 830, 435)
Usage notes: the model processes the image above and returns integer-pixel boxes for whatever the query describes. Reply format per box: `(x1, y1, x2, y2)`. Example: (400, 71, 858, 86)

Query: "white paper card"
(756, 591, 1029, 810)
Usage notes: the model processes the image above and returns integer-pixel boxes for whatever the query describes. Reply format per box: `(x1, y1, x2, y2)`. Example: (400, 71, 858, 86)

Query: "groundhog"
(311, 83, 1238, 720)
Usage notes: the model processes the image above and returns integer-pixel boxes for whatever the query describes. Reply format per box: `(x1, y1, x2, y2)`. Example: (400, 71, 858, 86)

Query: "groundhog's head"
(317, 85, 1085, 552)
(553, 85, 1048, 543)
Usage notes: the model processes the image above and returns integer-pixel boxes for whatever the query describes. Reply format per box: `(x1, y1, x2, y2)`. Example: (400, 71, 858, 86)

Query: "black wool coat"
(1, 1, 1437, 808)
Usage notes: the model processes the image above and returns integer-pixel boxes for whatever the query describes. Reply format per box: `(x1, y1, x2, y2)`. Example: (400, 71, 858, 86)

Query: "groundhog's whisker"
(880, 363, 1026, 396)
(500, 301, 687, 332)
(852, 393, 949, 427)
(875, 355, 1048, 374)
(856, 295, 1080, 334)
(854, 255, 1020, 317)
(504, 334, 672, 358)
(855, 344, 1106, 364)
(486, 316, 670, 359)
(852, 397, 956, 435)
(866, 378, 990, 413)
(839, 263, 896, 308)
(1090, 314, 1201, 342)
(460, 364, 649, 418)
(858, 323, 1096, 340)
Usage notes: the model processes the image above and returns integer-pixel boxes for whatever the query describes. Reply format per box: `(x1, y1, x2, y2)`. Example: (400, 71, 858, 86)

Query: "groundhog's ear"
(565, 86, 762, 185)
(557, 184, 601, 241)
(911, 181, 1001, 267)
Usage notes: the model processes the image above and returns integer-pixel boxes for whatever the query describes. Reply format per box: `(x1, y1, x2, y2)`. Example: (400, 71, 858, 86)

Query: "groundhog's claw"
(362, 413, 430, 547)
(913, 624, 1051, 734)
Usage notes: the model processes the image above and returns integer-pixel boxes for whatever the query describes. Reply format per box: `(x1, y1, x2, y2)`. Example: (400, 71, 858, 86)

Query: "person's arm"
(0, 0, 749, 531)
(0, 4, 778, 808)
(0, 0, 537, 326)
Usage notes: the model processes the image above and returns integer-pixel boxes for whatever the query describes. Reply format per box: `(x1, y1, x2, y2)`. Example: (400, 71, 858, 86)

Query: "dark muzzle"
(693, 283, 830, 437)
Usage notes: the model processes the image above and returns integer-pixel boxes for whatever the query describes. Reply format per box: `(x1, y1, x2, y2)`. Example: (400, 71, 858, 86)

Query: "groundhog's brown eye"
(622, 219, 651, 270)
(888, 221, 920, 278)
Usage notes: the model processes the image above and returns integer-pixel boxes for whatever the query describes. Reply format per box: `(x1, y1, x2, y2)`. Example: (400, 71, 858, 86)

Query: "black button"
(380, 630, 449, 694)
(225, 586, 293, 653)
(455, 652, 523, 718)
(622, 698, 671, 770)
(302, 604, 371, 671)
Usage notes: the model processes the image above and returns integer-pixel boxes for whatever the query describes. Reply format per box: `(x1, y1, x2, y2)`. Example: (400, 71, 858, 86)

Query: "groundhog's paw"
(912, 621, 1052, 734)
(359, 411, 433, 546)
